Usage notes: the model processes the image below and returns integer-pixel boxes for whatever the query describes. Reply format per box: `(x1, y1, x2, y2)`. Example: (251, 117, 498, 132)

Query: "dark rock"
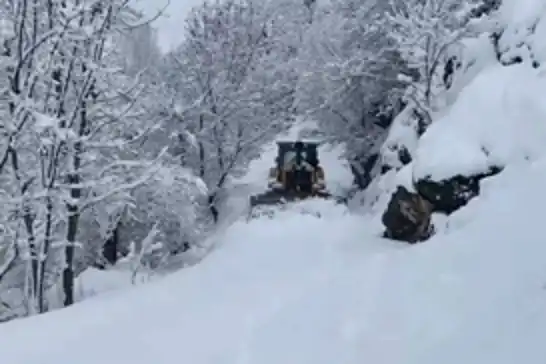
(102, 223, 120, 266)
(380, 164, 392, 175)
(415, 167, 501, 215)
(443, 56, 456, 89)
(470, 0, 501, 19)
(350, 153, 379, 190)
(382, 185, 434, 244)
(398, 146, 412, 165)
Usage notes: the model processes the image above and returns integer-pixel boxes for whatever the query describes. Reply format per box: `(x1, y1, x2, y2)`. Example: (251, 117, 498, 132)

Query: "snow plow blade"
(247, 190, 340, 220)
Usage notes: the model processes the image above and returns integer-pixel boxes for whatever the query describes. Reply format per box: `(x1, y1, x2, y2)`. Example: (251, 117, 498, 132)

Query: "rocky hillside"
(365, 0, 546, 242)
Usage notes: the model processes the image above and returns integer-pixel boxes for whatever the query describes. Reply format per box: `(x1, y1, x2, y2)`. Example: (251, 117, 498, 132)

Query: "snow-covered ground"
(2, 148, 546, 363)
(3, 102, 546, 363)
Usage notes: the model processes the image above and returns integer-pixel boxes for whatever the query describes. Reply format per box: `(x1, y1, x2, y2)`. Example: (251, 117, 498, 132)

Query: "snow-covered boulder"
(415, 168, 501, 214)
(412, 63, 546, 213)
(375, 0, 546, 230)
(381, 185, 434, 243)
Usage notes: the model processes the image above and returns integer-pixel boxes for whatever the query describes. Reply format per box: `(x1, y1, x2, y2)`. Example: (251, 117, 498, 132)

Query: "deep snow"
(2, 127, 546, 363)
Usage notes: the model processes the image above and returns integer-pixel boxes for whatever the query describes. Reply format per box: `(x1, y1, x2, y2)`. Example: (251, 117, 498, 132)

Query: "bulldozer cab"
(249, 139, 331, 213)
(275, 140, 319, 170)
(274, 140, 320, 193)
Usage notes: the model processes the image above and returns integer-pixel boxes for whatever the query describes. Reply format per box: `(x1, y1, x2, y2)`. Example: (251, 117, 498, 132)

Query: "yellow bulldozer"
(248, 140, 332, 217)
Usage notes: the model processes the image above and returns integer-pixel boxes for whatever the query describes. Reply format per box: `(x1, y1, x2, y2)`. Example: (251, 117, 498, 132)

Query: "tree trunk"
(63, 142, 82, 307)
(198, 114, 206, 179)
(63, 205, 78, 307)
(208, 194, 219, 223)
(37, 196, 54, 313)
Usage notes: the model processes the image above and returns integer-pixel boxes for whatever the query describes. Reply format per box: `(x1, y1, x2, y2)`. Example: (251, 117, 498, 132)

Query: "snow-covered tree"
(164, 0, 296, 222)
(380, 0, 485, 127)
(295, 0, 407, 188)
(0, 0, 205, 317)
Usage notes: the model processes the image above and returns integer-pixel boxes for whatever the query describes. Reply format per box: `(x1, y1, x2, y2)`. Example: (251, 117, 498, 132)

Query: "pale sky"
(133, 0, 328, 53)
(132, 0, 205, 53)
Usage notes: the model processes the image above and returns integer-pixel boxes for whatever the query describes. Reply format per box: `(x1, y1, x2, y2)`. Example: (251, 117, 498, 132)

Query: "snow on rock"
(413, 63, 546, 182)
(367, 0, 546, 214)
(362, 1, 546, 221)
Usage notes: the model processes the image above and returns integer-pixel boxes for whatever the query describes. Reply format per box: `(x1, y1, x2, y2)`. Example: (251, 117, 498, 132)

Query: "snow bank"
(414, 63, 546, 181)
(44, 268, 154, 310)
(72, 267, 152, 295)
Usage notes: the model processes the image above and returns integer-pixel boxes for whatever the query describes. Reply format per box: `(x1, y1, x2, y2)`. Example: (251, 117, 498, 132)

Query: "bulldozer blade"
(249, 190, 287, 207)
(247, 204, 279, 220)
(247, 188, 340, 221)
(247, 190, 286, 220)
(250, 189, 331, 207)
